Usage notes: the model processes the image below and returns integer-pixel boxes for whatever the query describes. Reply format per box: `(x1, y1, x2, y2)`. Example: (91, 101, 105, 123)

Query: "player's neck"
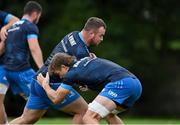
(22, 15, 33, 23)
(81, 30, 90, 47)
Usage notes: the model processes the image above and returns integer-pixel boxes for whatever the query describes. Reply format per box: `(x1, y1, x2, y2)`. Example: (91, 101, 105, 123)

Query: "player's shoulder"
(23, 20, 38, 32)
(65, 31, 79, 37)
(0, 10, 9, 21)
(23, 19, 37, 28)
(0, 10, 8, 16)
(63, 31, 80, 43)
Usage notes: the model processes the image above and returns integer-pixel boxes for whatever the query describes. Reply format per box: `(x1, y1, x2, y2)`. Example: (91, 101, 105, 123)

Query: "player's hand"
(0, 27, 8, 41)
(79, 85, 88, 91)
(89, 53, 97, 58)
(37, 73, 50, 87)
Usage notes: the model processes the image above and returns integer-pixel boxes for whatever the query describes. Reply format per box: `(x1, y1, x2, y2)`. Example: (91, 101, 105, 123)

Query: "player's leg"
(105, 113, 124, 124)
(83, 77, 142, 124)
(10, 108, 46, 124)
(83, 95, 118, 124)
(105, 104, 126, 124)
(52, 87, 88, 124)
(10, 78, 49, 124)
(10, 92, 48, 124)
(60, 96, 88, 124)
(0, 66, 9, 124)
(0, 93, 7, 124)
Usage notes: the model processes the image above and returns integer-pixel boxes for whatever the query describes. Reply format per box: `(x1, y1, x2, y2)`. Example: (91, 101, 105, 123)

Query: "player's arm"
(28, 36, 44, 69)
(0, 40, 5, 56)
(1, 15, 19, 41)
(37, 73, 71, 104)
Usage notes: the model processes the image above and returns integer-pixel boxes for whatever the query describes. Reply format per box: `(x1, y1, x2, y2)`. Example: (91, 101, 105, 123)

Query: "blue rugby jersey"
(4, 19, 39, 71)
(0, 11, 13, 65)
(0, 11, 12, 29)
(63, 57, 136, 91)
(36, 31, 90, 82)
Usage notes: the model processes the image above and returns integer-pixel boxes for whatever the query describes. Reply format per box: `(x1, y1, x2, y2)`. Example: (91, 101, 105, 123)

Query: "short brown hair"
(24, 1, 42, 15)
(48, 53, 76, 75)
(83, 17, 106, 31)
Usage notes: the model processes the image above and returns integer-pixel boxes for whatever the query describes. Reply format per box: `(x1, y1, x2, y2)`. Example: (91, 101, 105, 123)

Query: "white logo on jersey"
(83, 57, 96, 67)
(8, 27, 20, 32)
(73, 57, 89, 67)
(108, 90, 117, 97)
(8, 20, 24, 33)
(68, 91, 75, 97)
(13, 20, 24, 25)
(68, 35, 76, 46)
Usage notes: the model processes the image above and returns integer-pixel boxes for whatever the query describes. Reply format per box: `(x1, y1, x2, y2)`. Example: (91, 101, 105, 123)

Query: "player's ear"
(89, 30, 95, 38)
(30, 11, 36, 18)
(61, 65, 69, 70)
(61, 65, 66, 68)
(31, 11, 39, 19)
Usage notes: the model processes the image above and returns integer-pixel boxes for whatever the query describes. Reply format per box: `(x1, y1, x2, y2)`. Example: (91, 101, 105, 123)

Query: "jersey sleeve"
(26, 23, 39, 40)
(58, 83, 73, 91)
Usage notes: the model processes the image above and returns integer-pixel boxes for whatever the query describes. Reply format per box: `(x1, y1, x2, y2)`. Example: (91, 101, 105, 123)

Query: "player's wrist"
(42, 81, 49, 88)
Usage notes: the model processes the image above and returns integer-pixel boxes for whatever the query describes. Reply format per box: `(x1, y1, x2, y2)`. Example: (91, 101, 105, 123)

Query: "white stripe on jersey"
(69, 35, 76, 46)
(61, 40, 68, 52)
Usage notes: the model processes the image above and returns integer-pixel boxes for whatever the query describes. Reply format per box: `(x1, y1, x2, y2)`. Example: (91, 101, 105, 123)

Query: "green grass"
(35, 117, 180, 124)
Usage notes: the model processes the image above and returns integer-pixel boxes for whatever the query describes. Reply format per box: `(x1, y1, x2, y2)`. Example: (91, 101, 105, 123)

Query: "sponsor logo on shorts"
(108, 90, 117, 97)
(68, 91, 75, 98)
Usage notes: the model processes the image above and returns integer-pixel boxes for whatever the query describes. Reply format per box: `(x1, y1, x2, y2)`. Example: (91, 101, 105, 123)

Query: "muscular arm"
(0, 40, 5, 56)
(28, 38, 44, 69)
(37, 73, 70, 104)
(1, 15, 19, 41)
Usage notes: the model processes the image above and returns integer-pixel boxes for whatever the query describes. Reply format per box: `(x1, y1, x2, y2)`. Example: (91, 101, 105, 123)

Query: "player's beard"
(33, 18, 39, 24)
(92, 38, 100, 46)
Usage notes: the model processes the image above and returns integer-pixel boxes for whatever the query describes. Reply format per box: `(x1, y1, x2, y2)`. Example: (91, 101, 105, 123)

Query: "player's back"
(36, 31, 90, 82)
(65, 57, 136, 91)
(4, 19, 38, 71)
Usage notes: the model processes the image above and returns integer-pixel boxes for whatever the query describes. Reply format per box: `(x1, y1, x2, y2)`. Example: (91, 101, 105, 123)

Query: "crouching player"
(37, 53, 142, 124)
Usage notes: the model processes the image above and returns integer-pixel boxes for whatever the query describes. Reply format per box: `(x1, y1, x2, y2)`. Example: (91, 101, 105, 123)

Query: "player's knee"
(106, 113, 114, 118)
(105, 113, 116, 122)
(80, 106, 88, 115)
(20, 114, 39, 124)
(71, 99, 88, 115)
(83, 111, 101, 122)
(82, 113, 89, 122)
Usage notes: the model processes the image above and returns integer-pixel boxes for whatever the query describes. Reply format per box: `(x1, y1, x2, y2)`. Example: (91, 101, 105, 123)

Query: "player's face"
(55, 65, 69, 78)
(92, 26, 105, 45)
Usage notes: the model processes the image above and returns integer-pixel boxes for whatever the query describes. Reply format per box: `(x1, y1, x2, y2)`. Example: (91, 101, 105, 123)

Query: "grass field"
(35, 117, 180, 124)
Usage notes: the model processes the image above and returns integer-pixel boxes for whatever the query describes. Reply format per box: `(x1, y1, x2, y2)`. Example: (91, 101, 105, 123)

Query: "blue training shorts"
(5, 68, 35, 98)
(0, 65, 9, 86)
(26, 80, 80, 110)
(99, 77, 142, 108)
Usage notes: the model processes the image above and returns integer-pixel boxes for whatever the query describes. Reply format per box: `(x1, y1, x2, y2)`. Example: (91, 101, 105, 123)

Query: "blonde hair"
(48, 53, 75, 75)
